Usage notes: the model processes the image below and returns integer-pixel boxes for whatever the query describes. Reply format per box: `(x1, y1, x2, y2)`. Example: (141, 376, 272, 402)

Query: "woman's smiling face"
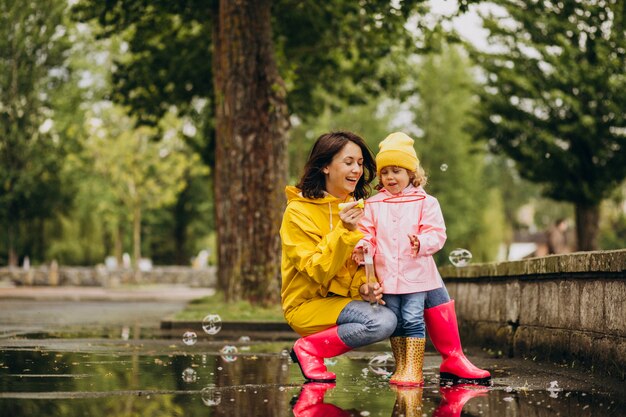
(323, 141, 364, 199)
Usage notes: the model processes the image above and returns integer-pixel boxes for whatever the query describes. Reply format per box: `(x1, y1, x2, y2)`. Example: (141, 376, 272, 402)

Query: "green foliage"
(143, 173, 214, 264)
(411, 44, 501, 263)
(474, 0, 626, 206)
(0, 0, 74, 265)
(599, 183, 626, 249)
(472, 188, 507, 261)
(72, 0, 429, 126)
(72, 1, 215, 127)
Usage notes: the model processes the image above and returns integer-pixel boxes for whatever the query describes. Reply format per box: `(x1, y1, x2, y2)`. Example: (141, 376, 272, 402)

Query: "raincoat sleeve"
(416, 196, 447, 256)
(281, 206, 364, 288)
(349, 267, 366, 299)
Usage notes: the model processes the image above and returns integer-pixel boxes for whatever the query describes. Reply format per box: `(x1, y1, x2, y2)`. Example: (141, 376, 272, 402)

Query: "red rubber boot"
(290, 326, 351, 382)
(292, 383, 350, 417)
(432, 384, 489, 417)
(424, 300, 491, 385)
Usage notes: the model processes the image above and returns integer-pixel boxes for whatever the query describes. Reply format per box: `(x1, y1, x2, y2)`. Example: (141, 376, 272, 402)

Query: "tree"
(0, 0, 73, 266)
(474, 0, 626, 250)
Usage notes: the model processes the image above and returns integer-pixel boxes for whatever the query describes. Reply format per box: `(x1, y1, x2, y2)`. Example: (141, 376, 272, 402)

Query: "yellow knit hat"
(376, 132, 420, 174)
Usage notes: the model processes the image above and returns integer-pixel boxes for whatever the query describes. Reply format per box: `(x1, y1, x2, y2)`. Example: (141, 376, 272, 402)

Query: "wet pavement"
(1, 285, 625, 417)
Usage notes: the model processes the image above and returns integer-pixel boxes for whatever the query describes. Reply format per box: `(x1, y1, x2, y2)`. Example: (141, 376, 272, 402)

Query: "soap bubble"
(182, 331, 197, 346)
(220, 345, 238, 362)
(202, 314, 223, 335)
(238, 335, 251, 351)
(201, 385, 222, 406)
(368, 352, 395, 376)
(181, 367, 197, 383)
(440, 163, 448, 172)
(325, 358, 338, 366)
(449, 248, 472, 267)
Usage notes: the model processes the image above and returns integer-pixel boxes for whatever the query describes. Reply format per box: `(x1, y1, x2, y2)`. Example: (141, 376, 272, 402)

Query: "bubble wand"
(363, 244, 378, 308)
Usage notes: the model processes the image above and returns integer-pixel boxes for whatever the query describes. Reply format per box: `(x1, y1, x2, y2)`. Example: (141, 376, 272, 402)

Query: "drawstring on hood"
(329, 202, 333, 230)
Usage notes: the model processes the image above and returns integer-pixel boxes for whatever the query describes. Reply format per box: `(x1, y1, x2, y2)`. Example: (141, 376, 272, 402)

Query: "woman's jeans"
(424, 284, 450, 309)
(336, 301, 397, 348)
(384, 292, 427, 338)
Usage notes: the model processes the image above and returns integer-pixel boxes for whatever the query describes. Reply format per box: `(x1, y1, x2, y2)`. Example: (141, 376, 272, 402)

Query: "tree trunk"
(7, 221, 18, 267)
(114, 224, 123, 266)
(133, 202, 141, 269)
(213, 0, 289, 305)
(173, 180, 190, 265)
(574, 203, 600, 251)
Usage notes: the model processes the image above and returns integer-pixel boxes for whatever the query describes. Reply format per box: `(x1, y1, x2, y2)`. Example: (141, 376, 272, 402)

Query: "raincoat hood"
(285, 185, 348, 205)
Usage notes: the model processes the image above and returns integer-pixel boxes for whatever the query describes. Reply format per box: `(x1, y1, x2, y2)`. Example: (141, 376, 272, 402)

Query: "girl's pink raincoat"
(358, 185, 446, 294)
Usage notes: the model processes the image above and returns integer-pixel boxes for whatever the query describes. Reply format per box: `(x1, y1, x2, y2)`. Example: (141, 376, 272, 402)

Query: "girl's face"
(323, 141, 364, 199)
(379, 166, 410, 195)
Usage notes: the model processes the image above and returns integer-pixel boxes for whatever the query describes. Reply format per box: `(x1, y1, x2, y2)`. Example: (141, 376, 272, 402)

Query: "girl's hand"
(408, 234, 420, 257)
(359, 282, 386, 305)
(339, 202, 364, 231)
(352, 247, 365, 264)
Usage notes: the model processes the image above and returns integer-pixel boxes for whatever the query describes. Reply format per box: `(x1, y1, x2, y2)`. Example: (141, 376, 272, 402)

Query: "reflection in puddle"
(0, 336, 624, 417)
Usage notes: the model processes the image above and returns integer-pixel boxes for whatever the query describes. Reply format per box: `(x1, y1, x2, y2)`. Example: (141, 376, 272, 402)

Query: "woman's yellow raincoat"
(280, 186, 367, 336)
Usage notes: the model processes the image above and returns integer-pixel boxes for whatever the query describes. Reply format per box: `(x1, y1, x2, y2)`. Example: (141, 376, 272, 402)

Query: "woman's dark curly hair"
(296, 131, 376, 200)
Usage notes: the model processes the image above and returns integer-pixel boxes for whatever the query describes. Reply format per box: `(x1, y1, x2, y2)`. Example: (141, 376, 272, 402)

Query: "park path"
(0, 284, 214, 336)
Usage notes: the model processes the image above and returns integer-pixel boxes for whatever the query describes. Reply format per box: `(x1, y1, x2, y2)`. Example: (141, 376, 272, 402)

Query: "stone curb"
(440, 248, 626, 278)
(160, 320, 298, 341)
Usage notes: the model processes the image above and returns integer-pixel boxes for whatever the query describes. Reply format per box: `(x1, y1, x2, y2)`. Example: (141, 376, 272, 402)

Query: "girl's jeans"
(382, 284, 452, 339)
(383, 292, 427, 338)
(336, 300, 397, 348)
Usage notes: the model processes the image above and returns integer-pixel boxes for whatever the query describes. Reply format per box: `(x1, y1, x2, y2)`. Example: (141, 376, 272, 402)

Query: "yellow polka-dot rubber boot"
(392, 337, 425, 386)
(389, 337, 407, 385)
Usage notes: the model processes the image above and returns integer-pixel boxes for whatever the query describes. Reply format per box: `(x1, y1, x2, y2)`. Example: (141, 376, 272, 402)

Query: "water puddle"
(1, 331, 624, 416)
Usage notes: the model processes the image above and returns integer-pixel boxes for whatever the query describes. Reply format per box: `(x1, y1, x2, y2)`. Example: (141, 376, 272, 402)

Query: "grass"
(174, 292, 285, 322)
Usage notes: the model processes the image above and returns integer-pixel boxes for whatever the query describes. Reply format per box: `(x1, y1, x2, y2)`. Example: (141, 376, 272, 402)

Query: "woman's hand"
(352, 247, 365, 264)
(359, 282, 385, 305)
(339, 202, 364, 231)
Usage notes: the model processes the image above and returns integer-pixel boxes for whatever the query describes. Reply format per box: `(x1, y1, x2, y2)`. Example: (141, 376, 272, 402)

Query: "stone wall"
(0, 265, 217, 288)
(440, 249, 626, 380)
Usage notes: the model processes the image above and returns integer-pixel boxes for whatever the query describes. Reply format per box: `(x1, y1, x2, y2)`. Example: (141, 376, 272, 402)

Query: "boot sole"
(290, 349, 336, 383)
(440, 372, 491, 386)
(389, 379, 423, 386)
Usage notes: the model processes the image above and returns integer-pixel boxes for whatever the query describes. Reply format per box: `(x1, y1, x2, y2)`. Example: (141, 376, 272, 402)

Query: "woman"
(280, 131, 397, 382)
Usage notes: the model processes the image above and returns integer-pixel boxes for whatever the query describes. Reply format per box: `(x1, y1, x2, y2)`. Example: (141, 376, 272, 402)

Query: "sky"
(427, 0, 502, 51)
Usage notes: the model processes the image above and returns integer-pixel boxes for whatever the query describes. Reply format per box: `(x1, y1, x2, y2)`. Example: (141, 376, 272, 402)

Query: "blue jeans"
(336, 301, 397, 348)
(424, 284, 450, 309)
(384, 292, 427, 338)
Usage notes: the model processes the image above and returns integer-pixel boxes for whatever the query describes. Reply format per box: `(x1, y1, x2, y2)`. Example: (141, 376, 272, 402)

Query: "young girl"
(357, 131, 447, 386)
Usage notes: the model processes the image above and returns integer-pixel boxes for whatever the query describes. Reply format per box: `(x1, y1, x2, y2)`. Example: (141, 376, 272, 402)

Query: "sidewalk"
(0, 284, 215, 337)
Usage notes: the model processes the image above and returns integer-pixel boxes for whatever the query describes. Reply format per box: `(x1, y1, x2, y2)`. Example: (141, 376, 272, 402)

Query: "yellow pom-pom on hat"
(376, 132, 420, 174)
